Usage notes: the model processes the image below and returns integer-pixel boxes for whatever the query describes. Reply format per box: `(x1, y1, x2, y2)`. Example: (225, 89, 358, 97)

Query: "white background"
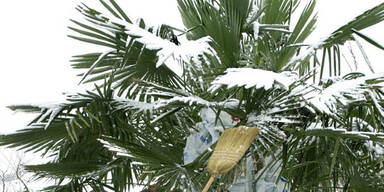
(0, 0, 384, 191)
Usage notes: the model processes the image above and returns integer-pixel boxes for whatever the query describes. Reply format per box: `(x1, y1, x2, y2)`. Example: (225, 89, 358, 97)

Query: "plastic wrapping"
(254, 154, 289, 192)
(183, 108, 238, 164)
(229, 153, 289, 192)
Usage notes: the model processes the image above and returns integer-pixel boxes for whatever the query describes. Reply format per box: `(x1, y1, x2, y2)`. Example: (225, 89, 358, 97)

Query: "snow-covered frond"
(40, 106, 64, 129)
(124, 23, 215, 76)
(253, 22, 260, 39)
(113, 97, 155, 112)
(157, 96, 239, 109)
(350, 117, 375, 132)
(130, 78, 192, 97)
(114, 95, 239, 113)
(253, 123, 287, 143)
(282, 36, 328, 70)
(7, 88, 109, 129)
(306, 74, 384, 116)
(245, 108, 302, 142)
(304, 123, 384, 142)
(209, 68, 298, 92)
(247, 108, 303, 126)
(283, 2, 384, 71)
(8, 102, 63, 113)
(8, 102, 65, 129)
(77, 5, 216, 77)
(98, 138, 133, 158)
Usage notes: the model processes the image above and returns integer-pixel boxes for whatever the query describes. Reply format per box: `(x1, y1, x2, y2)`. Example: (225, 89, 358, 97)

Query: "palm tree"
(2, 0, 384, 191)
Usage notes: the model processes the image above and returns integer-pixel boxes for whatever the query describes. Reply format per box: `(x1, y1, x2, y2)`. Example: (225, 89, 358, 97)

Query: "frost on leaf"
(209, 68, 298, 92)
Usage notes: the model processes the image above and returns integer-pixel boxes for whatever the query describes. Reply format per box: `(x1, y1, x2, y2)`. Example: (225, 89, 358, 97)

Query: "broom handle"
(202, 176, 215, 192)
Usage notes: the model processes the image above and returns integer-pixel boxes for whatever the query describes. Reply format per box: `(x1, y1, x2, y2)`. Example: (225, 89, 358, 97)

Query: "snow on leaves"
(283, 41, 325, 70)
(8, 103, 65, 129)
(209, 68, 298, 92)
(306, 74, 384, 117)
(77, 5, 215, 77)
(124, 23, 214, 76)
(114, 95, 239, 113)
(282, 33, 331, 71)
(305, 123, 384, 143)
(97, 138, 133, 158)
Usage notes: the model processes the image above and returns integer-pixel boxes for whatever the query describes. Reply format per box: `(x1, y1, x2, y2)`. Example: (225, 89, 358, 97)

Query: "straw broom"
(202, 126, 259, 192)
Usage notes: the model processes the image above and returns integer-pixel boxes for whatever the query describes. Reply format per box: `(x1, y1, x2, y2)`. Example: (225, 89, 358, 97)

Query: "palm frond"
(70, 5, 185, 97)
(0, 122, 68, 154)
(352, 28, 384, 51)
(297, 124, 384, 142)
(284, 2, 384, 74)
(25, 161, 105, 178)
(178, 0, 243, 67)
(99, 135, 206, 191)
(306, 73, 384, 118)
(123, 22, 215, 76)
(208, 68, 298, 92)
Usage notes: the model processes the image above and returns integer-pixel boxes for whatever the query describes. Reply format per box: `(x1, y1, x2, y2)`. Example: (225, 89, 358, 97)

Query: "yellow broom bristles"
(202, 126, 259, 192)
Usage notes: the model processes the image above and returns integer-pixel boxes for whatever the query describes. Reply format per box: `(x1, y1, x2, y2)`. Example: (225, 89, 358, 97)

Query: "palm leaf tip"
(351, 28, 384, 51)
(7, 104, 42, 113)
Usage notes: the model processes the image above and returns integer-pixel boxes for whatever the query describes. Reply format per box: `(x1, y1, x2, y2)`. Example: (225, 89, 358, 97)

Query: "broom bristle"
(207, 126, 259, 176)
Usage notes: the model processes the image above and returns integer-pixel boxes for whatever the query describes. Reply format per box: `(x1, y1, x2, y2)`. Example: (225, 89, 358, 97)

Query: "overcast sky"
(0, 0, 384, 190)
